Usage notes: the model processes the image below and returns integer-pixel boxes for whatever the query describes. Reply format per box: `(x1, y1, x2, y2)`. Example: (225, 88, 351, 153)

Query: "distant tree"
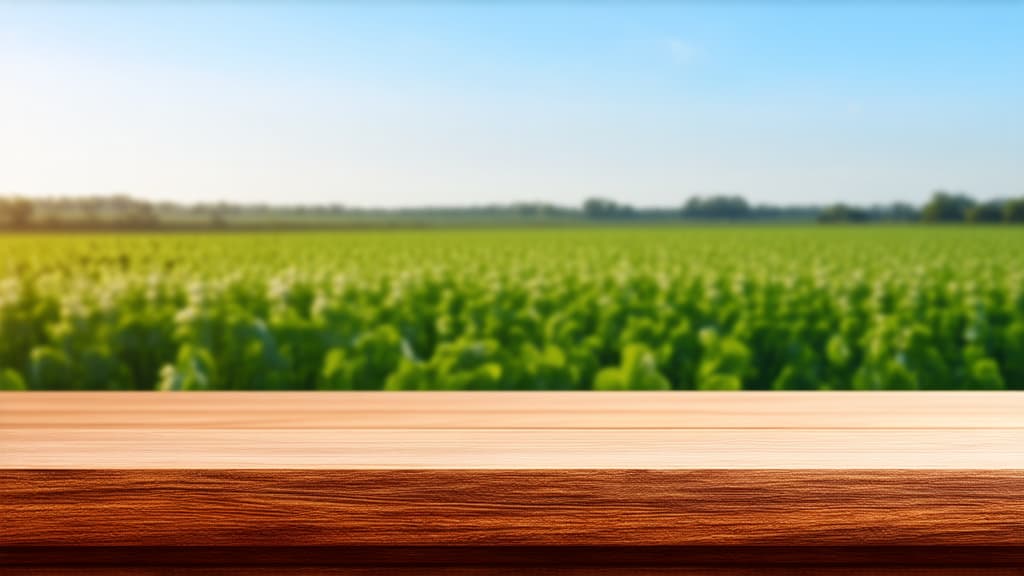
(1004, 198, 1024, 224)
(818, 204, 869, 224)
(210, 202, 232, 225)
(966, 202, 1004, 224)
(513, 202, 564, 217)
(883, 202, 920, 221)
(0, 198, 34, 227)
(209, 209, 227, 228)
(921, 191, 975, 222)
(80, 198, 103, 223)
(583, 197, 608, 218)
(750, 204, 820, 221)
(682, 195, 751, 219)
(110, 194, 136, 215)
(121, 199, 159, 227)
(583, 197, 635, 219)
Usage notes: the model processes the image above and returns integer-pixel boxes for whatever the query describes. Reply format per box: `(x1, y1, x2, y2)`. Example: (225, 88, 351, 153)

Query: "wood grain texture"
(6, 568, 1024, 576)
(3, 547, 1024, 568)
(4, 391, 1023, 429)
(2, 392, 1023, 568)
(3, 392, 1022, 469)
(3, 428, 1022, 469)
(3, 470, 1023, 547)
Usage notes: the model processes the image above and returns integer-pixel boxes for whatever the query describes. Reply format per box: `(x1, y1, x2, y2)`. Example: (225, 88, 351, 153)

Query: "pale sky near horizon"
(1, 2, 1021, 207)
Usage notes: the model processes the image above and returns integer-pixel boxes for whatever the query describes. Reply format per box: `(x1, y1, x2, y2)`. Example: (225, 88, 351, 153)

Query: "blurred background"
(1, 2, 1022, 391)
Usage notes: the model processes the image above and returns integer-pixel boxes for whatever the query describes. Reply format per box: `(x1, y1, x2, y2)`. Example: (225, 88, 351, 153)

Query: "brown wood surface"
(2, 392, 1023, 569)
(8, 568, 1024, 575)
(4, 469, 1023, 547)
(6, 568, 1024, 576)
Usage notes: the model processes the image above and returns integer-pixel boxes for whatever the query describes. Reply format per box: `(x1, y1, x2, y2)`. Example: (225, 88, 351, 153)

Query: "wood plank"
(7, 568, 1024, 575)
(3, 470, 1023, 547)
(2, 392, 1023, 568)
(4, 391, 1023, 429)
(2, 428, 1023, 469)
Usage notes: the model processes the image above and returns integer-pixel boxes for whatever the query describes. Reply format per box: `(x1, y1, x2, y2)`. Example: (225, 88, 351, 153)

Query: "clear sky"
(1, 2, 1021, 207)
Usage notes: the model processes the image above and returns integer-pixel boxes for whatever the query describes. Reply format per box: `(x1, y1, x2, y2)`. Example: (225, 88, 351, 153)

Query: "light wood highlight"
(2, 428, 1022, 469)
(4, 391, 1023, 429)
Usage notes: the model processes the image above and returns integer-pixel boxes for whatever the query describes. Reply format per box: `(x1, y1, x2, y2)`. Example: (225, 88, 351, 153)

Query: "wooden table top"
(2, 391, 1023, 571)
(2, 391, 1023, 469)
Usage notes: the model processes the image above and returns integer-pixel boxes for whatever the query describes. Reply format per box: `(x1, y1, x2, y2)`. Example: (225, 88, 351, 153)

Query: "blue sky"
(1, 2, 1021, 207)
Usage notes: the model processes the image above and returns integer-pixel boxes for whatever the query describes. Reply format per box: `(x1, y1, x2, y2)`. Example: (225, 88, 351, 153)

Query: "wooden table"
(2, 392, 1023, 574)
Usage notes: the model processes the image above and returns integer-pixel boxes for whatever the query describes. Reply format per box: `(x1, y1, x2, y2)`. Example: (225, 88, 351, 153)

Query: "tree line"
(1, 190, 1022, 229)
(583, 191, 1023, 224)
(817, 192, 1024, 224)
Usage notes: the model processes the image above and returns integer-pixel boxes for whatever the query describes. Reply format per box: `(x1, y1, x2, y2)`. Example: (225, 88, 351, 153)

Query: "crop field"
(0, 227, 1021, 390)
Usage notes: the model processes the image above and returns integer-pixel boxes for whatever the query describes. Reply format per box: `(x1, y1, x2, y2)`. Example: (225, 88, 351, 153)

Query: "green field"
(1, 227, 1021, 390)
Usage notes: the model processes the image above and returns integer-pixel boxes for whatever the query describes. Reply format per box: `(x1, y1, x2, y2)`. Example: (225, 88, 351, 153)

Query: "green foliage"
(594, 344, 671, 390)
(386, 338, 505, 390)
(28, 346, 73, 390)
(1004, 322, 1024, 390)
(318, 326, 404, 390)
(0, 368, 26, 390)
(967, 358, 1005, 390)
(158, 345, 217, 390)
(0, 227, 1021, 390)
(772, 343, 823, 390)
(696, 329, 751, 390)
